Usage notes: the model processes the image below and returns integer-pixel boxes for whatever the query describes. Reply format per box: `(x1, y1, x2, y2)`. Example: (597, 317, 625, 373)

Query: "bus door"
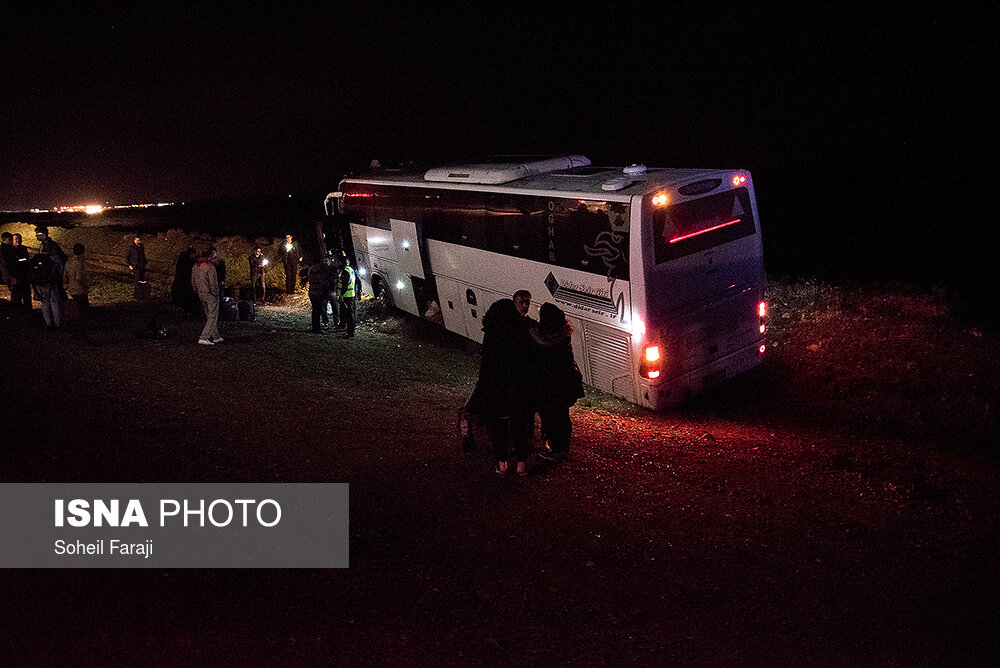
(389, 219, 428, 279)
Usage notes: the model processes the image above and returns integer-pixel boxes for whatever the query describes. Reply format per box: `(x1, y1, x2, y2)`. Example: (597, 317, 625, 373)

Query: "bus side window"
(487, 194, 546, 259)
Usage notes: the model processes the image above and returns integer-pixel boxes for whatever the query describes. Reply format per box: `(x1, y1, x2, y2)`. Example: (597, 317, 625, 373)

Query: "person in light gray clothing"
(191, 249, 222, 345)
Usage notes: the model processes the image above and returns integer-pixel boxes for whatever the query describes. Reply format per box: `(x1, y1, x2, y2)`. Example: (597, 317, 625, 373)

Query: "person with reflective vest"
(337, 259, 356, 338)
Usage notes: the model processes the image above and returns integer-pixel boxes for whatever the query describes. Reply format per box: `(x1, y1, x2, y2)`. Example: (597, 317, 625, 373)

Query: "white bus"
(323, 155, 766, 409)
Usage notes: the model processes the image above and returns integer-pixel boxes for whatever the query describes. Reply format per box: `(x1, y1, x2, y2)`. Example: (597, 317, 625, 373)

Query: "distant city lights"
(27, 201, 177, 214)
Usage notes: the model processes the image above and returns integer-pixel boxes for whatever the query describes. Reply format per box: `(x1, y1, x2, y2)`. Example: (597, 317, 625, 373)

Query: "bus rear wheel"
(373, 277, 394, 307)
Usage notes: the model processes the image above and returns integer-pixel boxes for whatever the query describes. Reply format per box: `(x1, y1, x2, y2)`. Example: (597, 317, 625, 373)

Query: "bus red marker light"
(669, 219, 742, 244)
(759, 344, 766, 354)
(758, 301, 766, 317)
(647, 370, 660, 379)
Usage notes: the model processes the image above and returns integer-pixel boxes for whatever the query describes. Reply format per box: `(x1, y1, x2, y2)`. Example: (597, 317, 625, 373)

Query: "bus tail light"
(640, 345, 663, 380)
(758, 300, 767, 334)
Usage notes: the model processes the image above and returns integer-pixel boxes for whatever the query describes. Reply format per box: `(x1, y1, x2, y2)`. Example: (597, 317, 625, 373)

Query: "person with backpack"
(29, 236, 63, 329)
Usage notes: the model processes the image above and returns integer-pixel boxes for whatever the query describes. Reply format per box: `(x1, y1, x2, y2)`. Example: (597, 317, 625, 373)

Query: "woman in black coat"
(467, 298, 535, 476)
(532, 303, 584, 461)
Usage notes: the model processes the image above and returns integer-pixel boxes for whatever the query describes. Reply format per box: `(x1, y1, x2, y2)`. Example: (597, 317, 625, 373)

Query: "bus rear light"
(652, 193, 669, 206)
(733, 175, 746, 186)
(758, 301, 766, 317)
(760, 323, 766, 334)
(759, 344, 766, 354)
(640, 345, 663, 380)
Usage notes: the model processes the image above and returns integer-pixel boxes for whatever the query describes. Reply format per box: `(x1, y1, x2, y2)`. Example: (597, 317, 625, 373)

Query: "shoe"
(198, 339, 214, 345)
(516, 461, 528, 477)
(495, 461, 508, 475)
(211, 336, 224, 343)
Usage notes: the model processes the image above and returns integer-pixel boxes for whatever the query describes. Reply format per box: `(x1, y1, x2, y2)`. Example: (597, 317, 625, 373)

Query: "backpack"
(28, 253, 55, 285)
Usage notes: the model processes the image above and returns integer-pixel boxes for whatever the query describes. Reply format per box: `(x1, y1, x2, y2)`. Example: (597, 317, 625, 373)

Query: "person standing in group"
(28, 231, 64, 329)
(281, 234, 302, 294)
(35, 226, 67, 264)
(192, 249, 223, 345)
(512, 289, 538, 330)
(211, 246, 227, 300)
(8, 233, 32, 309)
(531, 303, 585, 462)
(1, 232, 13, 303)
(63, 243, 90, 341)
(306, 257, 334, 333)
(248, 246, 267, 303)
(466, 298, 535, 476)
(125, 235, 148, 283)
(171, 247, 201, 317)
(337, 257, 357, 338)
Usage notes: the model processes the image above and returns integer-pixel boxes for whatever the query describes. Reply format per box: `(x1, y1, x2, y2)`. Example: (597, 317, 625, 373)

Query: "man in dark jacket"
(306, 258, 334, 333)
(512, 289, 538, 330)
(171, 247, 200, 317)
(126, 235, 148, 282)
(248, 246, 267, 302)
(1, 232, 13, 302)
(8, 233, 32, 308)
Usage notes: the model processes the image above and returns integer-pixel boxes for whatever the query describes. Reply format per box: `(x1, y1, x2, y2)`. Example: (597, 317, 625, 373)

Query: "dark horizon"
(2, 3, 994, 298)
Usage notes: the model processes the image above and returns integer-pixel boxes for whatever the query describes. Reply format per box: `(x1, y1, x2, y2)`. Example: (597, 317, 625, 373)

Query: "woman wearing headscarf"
(531, 303, 585, 461)
(466, 298, 535, 476)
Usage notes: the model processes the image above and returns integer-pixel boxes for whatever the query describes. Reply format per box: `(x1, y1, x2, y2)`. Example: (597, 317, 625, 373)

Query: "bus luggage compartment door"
(435, 276, 467, 338)
(390, 218, 427, 279)
(462, 287, 499, 344)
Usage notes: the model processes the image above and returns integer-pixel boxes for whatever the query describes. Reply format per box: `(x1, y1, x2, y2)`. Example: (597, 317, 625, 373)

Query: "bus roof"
(337, 156, 739, 199)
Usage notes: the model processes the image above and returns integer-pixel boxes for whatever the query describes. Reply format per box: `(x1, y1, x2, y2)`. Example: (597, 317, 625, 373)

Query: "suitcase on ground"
(219, 296, 238, 321)
(237, 299, 255, 322)
(134, 281, 151, 300)
(61, 299, 79, 321)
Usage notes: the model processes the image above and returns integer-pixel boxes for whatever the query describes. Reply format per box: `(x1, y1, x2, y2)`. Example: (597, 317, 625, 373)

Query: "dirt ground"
(1, 275, 998, 665)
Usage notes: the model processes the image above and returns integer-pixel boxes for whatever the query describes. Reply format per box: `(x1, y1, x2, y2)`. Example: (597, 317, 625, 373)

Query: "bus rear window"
(653, 187, 755, 263)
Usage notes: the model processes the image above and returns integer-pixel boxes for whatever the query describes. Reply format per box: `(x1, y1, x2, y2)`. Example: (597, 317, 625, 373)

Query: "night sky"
(1, 3, 993, 286)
